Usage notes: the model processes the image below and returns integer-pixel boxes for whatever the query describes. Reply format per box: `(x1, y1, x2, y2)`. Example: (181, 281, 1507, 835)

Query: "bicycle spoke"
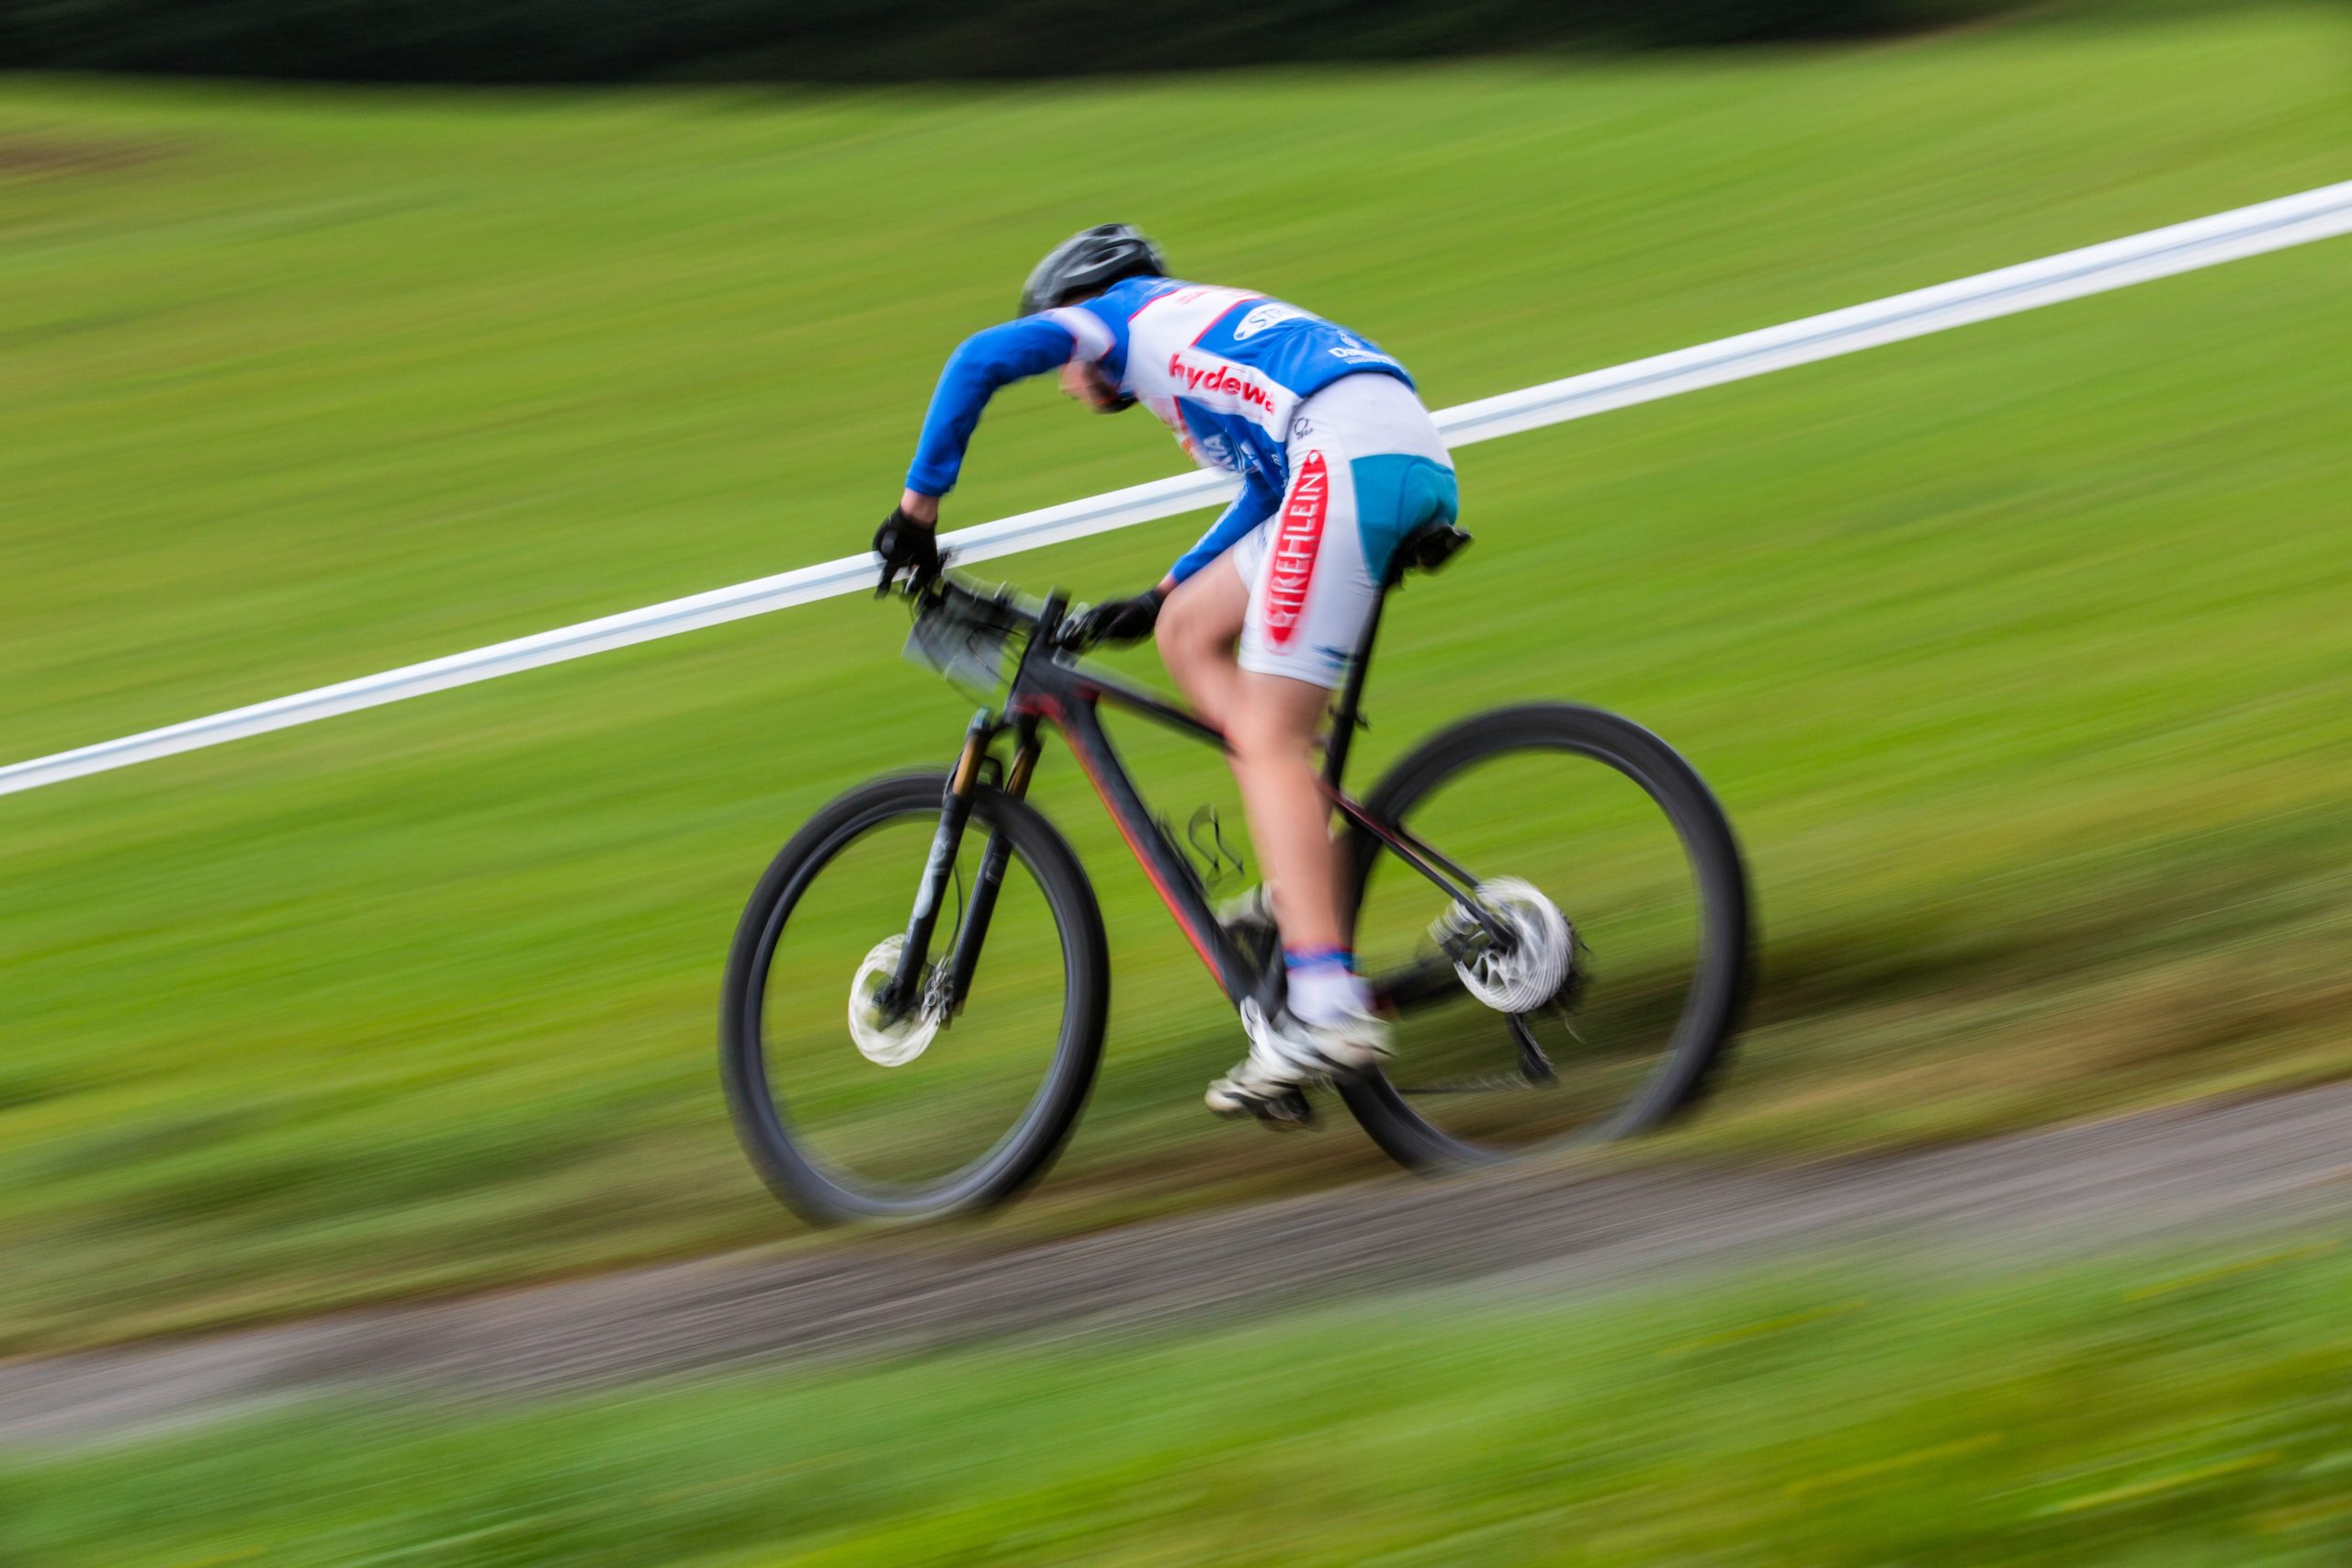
(1346, 716, 1736, 1157)
(731, 784, 1087, 1208)
(1401, 1070, 1561, 1096)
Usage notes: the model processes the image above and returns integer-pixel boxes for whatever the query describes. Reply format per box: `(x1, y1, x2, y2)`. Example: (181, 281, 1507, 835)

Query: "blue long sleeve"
(1169, 468, 1283, 584)
(904, 317, 1077, 496)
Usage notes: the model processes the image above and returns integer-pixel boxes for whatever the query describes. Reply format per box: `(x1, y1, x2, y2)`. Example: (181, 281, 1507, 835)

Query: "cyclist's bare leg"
(1225, 671, 1345, 952)
(1156, 565, 1248, 733)
(1164, 563, 1389, 1115)
(1205, 667, 1391, 1114)
(1161, 564, 1347, 949)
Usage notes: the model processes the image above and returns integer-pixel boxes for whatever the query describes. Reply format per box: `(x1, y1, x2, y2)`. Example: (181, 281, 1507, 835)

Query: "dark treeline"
(1, 0, 2018, 82)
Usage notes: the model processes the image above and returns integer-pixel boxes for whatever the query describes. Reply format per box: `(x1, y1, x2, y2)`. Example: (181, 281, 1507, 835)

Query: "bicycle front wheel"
(1340, 704, 1750, 1168)
(721, 773, 1108, 1224)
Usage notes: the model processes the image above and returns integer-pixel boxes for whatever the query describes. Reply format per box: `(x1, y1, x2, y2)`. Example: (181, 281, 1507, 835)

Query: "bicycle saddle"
(1384, 521, 1473, 588)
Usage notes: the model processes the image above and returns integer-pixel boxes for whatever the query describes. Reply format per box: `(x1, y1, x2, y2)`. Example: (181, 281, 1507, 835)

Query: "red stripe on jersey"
(1191, 294, 1265, 345)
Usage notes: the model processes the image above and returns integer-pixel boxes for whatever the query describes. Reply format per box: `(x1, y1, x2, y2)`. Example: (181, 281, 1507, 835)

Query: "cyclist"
(874, 223, 1459, 1121)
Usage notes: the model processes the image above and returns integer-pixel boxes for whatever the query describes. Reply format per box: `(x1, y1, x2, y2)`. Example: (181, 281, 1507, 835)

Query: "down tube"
(1045, 699, 1256, 1003)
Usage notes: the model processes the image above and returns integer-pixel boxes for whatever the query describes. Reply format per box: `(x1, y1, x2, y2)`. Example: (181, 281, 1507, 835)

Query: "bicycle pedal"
(1216, 1089, 1314, 1130)
(1261, 1090, 1316, 1129)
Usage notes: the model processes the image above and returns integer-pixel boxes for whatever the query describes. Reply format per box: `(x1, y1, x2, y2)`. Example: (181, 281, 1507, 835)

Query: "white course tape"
(6, 177, 2350, 799)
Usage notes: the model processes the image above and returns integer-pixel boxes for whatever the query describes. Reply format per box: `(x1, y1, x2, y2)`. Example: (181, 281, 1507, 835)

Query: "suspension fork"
(886, 709, 998, 1015)
(942, 715, 1041, 1010)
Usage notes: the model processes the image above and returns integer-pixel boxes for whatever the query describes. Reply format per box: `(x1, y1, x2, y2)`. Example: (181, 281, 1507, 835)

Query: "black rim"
(1343, 708, 1747, 1164)
(734, 788, 1088, 1216)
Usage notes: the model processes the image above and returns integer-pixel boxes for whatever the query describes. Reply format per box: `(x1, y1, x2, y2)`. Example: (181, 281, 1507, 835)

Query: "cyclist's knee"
(1225, 679, 1325, 765)
(1158, 576, 1235, 671)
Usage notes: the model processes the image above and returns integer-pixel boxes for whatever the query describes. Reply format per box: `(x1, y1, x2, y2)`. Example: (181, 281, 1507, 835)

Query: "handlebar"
(913, 572, 1094, 647)
(900, 571, 1092, 694)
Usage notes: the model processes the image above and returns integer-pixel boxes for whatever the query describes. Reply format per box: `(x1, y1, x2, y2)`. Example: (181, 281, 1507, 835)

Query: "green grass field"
(5, 0, 2351, 1352)
(6, 1235, 2348, 1564)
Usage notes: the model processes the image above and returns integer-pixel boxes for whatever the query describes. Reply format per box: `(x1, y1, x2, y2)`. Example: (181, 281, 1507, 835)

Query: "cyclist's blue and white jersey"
(904, 276, 1417, 583)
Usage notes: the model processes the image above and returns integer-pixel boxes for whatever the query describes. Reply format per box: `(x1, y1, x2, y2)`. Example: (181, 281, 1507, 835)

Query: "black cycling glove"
(873, 507, 942, 595)
(1073, 585, 1166, 647)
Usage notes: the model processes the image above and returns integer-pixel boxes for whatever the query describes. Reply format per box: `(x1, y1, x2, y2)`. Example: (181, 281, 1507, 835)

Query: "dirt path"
(6, 1082, 2349, 1447)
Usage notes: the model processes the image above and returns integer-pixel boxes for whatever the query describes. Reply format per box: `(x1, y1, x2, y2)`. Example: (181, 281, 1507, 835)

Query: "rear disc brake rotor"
(1447, 877, 1574, 1014)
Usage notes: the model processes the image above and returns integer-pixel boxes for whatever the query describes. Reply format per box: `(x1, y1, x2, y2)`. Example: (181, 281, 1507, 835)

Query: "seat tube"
(1322, 589, 1387, 793)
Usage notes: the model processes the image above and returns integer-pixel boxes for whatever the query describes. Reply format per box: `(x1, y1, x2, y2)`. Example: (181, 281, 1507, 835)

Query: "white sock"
(1287, 960, 1371, 1026)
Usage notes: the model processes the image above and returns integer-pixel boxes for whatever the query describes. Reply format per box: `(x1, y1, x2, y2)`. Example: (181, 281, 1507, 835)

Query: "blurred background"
(3, 0, 2348, 1561)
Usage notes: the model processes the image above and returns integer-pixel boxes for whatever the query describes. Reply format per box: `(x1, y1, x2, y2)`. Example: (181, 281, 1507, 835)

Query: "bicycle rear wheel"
(1340, 704, 1749, 1168)
(721, 773, 1108, 1224)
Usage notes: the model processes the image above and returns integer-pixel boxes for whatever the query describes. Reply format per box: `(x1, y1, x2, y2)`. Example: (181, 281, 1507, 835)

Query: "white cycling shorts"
(1230, 373, 1456, 688)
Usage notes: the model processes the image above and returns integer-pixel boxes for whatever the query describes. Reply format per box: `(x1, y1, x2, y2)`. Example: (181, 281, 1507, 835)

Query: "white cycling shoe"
(1205, 999, 1393, 1123)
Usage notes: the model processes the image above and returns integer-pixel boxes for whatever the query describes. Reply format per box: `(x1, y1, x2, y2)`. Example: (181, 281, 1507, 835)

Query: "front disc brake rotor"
(847, 936, 944, 1066)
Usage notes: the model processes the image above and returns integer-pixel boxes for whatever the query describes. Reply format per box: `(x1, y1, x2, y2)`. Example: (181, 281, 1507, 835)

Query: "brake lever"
(1052, 604, 1096, 653)
(882, 554, 956, 604)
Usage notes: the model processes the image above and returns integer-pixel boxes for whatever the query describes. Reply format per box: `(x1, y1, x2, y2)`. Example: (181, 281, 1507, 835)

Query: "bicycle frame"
(886, 580, 1492, 1024)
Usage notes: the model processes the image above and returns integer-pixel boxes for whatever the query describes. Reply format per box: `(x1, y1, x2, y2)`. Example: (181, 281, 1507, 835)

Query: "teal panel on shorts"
(1350, 455, 1460, 582)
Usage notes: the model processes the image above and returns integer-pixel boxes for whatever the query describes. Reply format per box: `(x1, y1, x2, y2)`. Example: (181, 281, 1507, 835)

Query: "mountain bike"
(721, 520, 1750, 1224)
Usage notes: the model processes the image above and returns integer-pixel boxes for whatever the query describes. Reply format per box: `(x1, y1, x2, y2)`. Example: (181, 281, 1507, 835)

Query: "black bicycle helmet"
(1019, 224, 1167, 317)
